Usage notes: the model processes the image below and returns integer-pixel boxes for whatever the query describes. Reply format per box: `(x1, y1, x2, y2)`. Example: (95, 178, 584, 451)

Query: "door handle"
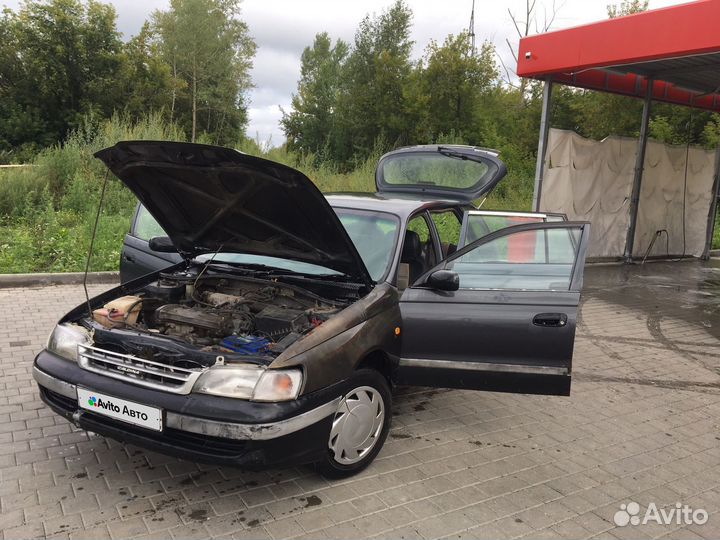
(123, 254, 135, 263)
(533, 313, 568, 327)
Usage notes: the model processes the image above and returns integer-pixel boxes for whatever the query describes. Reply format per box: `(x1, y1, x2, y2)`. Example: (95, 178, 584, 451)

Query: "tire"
(316, 369, 392, 479)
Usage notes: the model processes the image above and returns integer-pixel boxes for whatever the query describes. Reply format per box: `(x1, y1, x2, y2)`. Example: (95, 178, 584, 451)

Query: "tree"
(564, 91, 642, 140)
(332, 0, 414, 164)
(504, 0, 561, 95)
(280, 32, 348, 159)
(153, 0, 256, 144)
(118, 22, 174, 119)
(0, 8, 47, 159)
(0, 0, 125, 155)
(418, 34, 499, 141)
(607, 0, 648, 18)
(701, 115, 720, 148)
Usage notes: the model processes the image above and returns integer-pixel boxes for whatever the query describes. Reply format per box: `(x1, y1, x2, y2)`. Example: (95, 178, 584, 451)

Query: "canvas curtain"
(539, 128, 718, 259)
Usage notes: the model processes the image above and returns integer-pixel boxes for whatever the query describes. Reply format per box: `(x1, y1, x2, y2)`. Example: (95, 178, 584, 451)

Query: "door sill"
(398, 358, 568, 376)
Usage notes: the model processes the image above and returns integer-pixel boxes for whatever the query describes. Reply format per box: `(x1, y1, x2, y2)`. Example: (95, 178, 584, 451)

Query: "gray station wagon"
(34, 141, 589, 477)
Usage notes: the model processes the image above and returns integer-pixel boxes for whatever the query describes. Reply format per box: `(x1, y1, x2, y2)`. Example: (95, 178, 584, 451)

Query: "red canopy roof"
(516, 0, 720, 111)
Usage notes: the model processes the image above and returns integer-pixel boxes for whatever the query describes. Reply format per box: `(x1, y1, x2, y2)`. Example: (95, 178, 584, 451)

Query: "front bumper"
(33, 350, 342, 468)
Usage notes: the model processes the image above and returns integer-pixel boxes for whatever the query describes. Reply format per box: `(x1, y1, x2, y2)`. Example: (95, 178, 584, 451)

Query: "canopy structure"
(516, 0, 720, 261)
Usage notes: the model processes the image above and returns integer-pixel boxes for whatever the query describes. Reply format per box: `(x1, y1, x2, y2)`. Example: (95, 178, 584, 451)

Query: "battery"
(220, 335, 270, 355)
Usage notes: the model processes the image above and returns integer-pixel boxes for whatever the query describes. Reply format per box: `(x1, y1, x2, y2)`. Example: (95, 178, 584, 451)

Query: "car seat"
(401, 230, 426, 284)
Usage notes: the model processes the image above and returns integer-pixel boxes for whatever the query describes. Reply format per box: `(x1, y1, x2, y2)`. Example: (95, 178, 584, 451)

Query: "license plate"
(77, 388, 162, 431)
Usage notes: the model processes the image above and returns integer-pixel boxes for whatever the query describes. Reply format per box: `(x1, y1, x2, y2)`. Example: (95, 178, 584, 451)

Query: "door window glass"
(462, 212, 565, 246)
(133, 205, 166, 241)
(449, 227, 582, 291)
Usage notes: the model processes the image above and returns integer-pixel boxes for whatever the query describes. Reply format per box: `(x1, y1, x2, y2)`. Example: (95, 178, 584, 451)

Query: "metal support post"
(623, 79, 654, 262)
(532, 78, 553, 212)
(701, 145, 720, 260)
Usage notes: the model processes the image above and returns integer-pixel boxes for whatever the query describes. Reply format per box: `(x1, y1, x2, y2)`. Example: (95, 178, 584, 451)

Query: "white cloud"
(250, 47, 302, 92)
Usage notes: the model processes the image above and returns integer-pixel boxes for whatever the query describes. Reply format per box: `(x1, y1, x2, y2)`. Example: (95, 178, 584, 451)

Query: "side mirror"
(426, 269, 459, 291)
(148, 236, 176, 253)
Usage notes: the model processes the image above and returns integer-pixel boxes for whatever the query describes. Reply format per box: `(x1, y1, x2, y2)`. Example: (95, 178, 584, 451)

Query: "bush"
(0, 113, 184, 273)
(0, 114, 536, 274)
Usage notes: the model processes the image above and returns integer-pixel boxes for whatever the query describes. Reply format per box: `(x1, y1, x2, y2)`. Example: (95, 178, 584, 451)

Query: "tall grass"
(0, 113, 184, 273)
(0, 115, 382, 273)
(237, 137, 377, 193)
(0, 114, 545, 274)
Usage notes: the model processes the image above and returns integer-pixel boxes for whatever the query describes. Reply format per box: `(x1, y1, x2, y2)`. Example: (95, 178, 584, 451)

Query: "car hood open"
(95, 141, 373, 286)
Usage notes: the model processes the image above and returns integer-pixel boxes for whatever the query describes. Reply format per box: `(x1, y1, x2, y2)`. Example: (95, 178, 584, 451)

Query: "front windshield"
(138, 204, 399, 282)
(201, 209, 399, 281)
(196, 253, 342, 276)
(333, 208, 400, 282)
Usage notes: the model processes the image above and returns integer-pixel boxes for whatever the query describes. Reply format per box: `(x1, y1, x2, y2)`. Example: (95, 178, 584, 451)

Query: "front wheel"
(316, 369, 391, 478)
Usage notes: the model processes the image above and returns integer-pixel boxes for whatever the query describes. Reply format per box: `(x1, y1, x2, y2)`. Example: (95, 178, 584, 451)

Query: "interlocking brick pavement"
(0, 260, 719, 539)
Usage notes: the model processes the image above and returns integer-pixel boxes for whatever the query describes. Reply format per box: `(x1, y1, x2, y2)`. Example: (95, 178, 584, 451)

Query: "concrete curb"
(0, 271, 119, 288)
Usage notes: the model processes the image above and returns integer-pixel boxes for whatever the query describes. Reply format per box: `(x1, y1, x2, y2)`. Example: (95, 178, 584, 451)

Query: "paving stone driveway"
(1, 260, 719, 540)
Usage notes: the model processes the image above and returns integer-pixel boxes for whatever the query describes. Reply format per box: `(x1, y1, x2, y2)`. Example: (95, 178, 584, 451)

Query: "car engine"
(89, 274, 345, 357)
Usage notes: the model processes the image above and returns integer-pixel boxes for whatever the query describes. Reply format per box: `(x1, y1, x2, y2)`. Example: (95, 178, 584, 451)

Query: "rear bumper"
(33, 351, 341, 468)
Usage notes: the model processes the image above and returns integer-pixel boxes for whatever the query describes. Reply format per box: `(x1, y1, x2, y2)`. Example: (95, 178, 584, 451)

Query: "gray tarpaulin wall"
(539, 128, 718, 260)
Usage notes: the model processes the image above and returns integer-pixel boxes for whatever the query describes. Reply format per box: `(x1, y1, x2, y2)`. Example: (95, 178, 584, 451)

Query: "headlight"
(46, 324, 91, 362)
(193, 366, 263, 399)
(193, 366, 302, 401)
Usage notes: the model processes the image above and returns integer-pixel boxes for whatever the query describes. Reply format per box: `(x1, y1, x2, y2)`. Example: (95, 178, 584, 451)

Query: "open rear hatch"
(375, 145, 507, 202)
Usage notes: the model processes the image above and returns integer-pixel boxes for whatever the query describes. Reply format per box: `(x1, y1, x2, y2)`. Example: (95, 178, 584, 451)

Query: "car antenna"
(83, 170, 110, 318)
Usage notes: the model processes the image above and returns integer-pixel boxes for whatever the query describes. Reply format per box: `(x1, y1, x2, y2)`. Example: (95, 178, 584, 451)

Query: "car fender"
(270, 282, 401, 393)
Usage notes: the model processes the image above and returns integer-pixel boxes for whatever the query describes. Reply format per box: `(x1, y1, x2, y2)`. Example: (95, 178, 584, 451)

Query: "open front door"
(396, 221, 590, 396)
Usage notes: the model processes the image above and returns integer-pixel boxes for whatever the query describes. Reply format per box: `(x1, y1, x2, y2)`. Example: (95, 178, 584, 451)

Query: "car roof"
(326, 192, 469, 220)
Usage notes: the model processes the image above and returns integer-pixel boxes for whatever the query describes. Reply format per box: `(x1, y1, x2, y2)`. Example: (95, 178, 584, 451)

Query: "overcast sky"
(3, 0, 684, 144)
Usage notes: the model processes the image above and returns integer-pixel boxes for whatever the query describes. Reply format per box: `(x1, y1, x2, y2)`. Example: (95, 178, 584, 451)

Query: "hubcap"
(328, 386, 385, 465)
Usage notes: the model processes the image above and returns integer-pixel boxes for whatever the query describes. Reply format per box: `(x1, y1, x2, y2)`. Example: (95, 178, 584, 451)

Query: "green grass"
(0, 113, 183, 273)
(0, 115, 534, 274)
(714, 209, 720, 250)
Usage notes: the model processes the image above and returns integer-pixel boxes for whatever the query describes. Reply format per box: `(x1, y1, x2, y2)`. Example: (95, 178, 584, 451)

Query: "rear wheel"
(316, 369, 391, 478)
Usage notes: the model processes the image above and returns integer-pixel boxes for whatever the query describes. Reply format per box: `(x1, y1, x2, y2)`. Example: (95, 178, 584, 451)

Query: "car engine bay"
(87, 272, 350, 359)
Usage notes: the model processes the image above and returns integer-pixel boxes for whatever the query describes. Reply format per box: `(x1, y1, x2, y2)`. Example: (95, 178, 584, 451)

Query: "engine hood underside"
(94, 141, 373, 286)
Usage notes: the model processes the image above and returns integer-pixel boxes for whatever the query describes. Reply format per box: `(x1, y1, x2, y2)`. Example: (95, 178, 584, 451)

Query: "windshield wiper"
(437, 147, 470, 160)
(202, 261, 299, 275)
(206, 261, 277, 271)
(202, 260, 350, 280)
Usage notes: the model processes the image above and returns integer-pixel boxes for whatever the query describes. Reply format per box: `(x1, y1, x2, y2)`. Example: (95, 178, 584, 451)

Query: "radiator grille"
(78, 344, 206, 394)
